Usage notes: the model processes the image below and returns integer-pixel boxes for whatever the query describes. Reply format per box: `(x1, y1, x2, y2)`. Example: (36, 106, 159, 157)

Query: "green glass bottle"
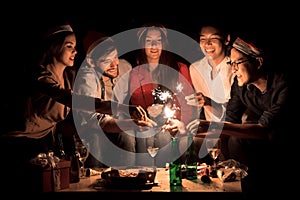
(169, 137, 182, 186)
(69, 135, 80, 183)
(184, 133, 198, 180)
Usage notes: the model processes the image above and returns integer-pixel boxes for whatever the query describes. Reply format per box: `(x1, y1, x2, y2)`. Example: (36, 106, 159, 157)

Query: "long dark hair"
(39, 31, 75, 66)
(135, 22, 180, 90)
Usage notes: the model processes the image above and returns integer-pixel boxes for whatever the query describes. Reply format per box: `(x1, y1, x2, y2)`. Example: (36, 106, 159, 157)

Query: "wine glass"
(146, 138, 159, 167)
(205, 137, 220, 176)
(75, 139, 90, 178)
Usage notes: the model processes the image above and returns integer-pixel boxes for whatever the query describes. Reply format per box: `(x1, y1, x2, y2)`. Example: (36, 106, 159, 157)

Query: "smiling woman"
(129, 22, 197, 166)
(0, 21, 78, 192)
(0, 21, 154, 192)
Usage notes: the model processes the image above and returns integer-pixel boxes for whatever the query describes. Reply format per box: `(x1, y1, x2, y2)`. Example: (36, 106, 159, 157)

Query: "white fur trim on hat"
(45, 24, 73, 39)
(232, 37, 263, 57)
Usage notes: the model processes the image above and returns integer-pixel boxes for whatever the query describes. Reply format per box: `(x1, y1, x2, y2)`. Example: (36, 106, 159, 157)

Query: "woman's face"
(58, 34, 77, 67)
(144, 29, 162, 63)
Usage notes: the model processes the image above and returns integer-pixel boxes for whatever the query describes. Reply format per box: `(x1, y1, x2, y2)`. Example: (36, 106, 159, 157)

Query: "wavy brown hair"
(135, 22, 180, 91)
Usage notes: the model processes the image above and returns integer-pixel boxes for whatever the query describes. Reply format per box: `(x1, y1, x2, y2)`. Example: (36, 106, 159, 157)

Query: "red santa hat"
(82, 30, 107, 55)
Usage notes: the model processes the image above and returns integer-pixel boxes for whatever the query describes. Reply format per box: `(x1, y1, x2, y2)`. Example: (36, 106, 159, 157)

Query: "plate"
(100, 166, 157, 188)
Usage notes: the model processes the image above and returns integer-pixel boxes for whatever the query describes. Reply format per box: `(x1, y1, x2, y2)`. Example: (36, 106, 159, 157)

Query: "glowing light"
(164, 106, 176, 119)
(151, 86, 180, 130)
(152, 86, 172, 104)
(176, 82, 183, 93)
(160, 91, 172, 102)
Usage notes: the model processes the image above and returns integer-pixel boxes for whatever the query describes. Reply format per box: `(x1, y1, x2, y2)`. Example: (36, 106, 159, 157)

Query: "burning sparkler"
(152, 86, 172, 104)
(151, 86, 180, 132)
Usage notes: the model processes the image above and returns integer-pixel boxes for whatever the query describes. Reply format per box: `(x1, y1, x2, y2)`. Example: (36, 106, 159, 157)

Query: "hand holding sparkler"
(131, 105, 157, 127)
(160, 105, 185, 137)
(162, 118, 186, 137)
(147, 104, 164, 118)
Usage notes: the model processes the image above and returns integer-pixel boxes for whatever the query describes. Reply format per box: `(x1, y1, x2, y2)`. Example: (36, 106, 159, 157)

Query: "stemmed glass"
(205, 137, 220, 176)
(75, 139, 90, 178)
(146, 138, 159, 167)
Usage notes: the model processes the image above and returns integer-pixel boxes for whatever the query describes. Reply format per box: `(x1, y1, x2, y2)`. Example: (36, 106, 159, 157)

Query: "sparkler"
(152, 86, 180, 132)
(152, 86, 172, 104)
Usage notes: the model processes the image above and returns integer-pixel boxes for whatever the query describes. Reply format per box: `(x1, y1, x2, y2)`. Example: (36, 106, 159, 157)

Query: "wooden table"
(59, 168, 242, 193)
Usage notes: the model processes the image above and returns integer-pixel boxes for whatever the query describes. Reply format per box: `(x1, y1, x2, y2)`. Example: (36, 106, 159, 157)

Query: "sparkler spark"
(164, 106, 176, 119)
(160, 91, 172, 102)
(152, 86, 181, 133)
(152, 86, 172, 104)
(176, 82, 183, 93)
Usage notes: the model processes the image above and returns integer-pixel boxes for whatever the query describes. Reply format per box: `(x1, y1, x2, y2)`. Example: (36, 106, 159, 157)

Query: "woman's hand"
(185, 92, 206, 107)
(147, 104, 164, 118)
(133, 106, 157, 127)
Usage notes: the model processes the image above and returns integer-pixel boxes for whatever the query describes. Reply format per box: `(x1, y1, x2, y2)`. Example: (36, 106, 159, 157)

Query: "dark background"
(1, 2, 295, 133)
(0, 2, 296, 197)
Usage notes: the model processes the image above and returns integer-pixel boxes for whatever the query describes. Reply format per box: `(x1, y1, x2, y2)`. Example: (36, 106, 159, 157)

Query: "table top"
(59, 168, 242, 193)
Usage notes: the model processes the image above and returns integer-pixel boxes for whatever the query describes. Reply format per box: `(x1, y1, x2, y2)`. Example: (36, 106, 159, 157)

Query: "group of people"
(1, 17, 289, 198)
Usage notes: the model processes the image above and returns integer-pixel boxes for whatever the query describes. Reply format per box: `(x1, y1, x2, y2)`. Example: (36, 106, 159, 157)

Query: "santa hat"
(82, 30, 107, 55)
(232, 37, 263, 58)
(44, 24, 73, 39)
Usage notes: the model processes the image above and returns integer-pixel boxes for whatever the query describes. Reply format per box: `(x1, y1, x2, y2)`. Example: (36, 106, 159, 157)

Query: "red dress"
(129, 62, 195, 125)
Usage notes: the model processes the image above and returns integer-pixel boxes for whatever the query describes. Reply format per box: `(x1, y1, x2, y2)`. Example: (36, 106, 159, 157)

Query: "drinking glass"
(146, 138, 159, 167)
(75, 139, 90, 178)
(205, 137, 220, 176)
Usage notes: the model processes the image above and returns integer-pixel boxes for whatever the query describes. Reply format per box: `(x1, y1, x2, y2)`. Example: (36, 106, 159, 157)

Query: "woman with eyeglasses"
(187, 34, 289, 198)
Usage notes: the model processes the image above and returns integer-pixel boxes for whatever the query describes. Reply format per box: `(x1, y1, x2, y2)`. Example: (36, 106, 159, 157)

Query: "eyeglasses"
(227, 59, 250, 70)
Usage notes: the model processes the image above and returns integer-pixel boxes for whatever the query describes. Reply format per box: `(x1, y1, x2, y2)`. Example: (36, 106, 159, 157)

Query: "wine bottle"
(184, 133, 197, 180)
(56, 133, 66, 160)
(169, 137, 182, 186)
(69, 135, 80, 183)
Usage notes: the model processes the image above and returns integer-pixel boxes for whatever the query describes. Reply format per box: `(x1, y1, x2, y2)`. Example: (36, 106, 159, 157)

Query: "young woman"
(1, 23, 152, 191)
(129, 22, 196, 166)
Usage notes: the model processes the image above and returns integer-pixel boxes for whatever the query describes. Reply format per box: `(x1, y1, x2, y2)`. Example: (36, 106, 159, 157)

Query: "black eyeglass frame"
(227, 59, 251, 70)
